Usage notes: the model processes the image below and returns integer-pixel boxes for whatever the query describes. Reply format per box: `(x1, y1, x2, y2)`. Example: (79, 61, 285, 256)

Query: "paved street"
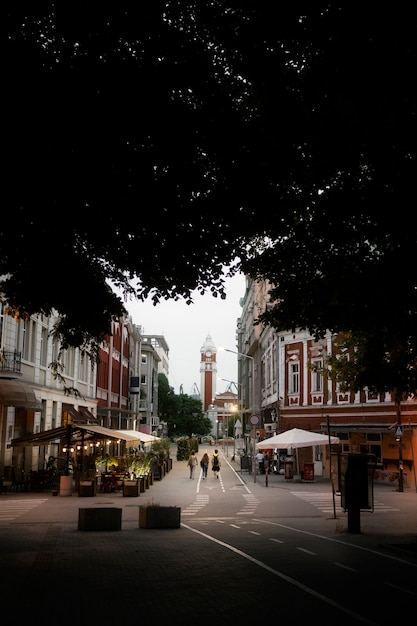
(1, 447, 416, 624)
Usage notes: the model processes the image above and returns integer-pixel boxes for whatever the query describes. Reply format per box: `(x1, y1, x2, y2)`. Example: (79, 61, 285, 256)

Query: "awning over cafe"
(78, 424, 140, 442)
(116, 429, 160, 443)
(10, 423, 140, 448)
(10, 425, 71, 447)
(0, 379, 42, 411)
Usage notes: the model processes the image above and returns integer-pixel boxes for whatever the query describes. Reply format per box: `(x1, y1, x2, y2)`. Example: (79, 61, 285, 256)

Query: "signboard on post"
(395, 425, 403, 440)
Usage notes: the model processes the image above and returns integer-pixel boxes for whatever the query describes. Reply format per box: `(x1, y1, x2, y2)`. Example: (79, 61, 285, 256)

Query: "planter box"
(79, 480, 96, 497)
(78, 507, 122, 531)
(123, 480, 139, 497)
(139, 506, 181, 529)
(151, 460, 162, 480)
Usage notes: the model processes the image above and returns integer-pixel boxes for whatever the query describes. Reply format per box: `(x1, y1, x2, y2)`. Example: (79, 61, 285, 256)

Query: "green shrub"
(176, 437, 199, 460)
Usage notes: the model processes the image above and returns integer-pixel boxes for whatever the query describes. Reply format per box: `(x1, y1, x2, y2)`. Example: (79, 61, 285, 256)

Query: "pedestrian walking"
(187, 451, 198, 479)
(256, 450, 264, 474)
(200, 452, 209, 479)
(211, 449, 221, 479)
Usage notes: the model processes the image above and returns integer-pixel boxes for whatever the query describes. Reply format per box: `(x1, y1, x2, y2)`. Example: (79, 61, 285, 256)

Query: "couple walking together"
(187, 449, 221, 479)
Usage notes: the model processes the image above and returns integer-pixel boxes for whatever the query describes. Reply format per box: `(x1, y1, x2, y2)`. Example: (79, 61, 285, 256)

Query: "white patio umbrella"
(255, 427, 340, 477)
(255, 427, 339, 450)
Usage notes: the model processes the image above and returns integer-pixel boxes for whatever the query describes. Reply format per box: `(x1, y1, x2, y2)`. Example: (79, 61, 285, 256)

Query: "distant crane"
(221, 378, 239, 393)
(190, 383, 200, 399)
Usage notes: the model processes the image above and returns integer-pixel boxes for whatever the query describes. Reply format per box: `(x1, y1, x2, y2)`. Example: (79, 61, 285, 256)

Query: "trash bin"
(303, 462, 314, 482)
(284, 461, 294, 479)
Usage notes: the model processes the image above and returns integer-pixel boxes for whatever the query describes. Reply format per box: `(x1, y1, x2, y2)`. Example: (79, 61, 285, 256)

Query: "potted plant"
(123, 479, 139, 497)
(139, 502, 181, 529)
(123, 453, 153, 496)
(95, 454, 118, 472)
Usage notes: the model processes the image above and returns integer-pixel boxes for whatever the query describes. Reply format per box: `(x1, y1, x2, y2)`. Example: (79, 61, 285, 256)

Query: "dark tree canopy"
(2, 3, 417, 392)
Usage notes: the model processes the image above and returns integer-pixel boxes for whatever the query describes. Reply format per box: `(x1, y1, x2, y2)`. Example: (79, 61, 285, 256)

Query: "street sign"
(395, 425, 403, 440)
(249, 415, 259, 426)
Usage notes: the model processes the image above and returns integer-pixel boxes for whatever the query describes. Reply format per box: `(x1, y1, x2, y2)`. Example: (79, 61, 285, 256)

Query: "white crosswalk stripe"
(182, 494, 209, 516)
(237, 493, 260, 515)
(290, 491, 400, 514)
(0, 498, 48, 521)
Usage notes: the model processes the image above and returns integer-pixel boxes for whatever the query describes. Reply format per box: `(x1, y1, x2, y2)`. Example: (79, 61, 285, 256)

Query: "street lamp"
(219, 347, 257, 483)
(218, 378, 240, 393)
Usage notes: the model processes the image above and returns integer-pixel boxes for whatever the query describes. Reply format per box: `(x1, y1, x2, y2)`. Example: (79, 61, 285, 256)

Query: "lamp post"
(220, 347, 257, 483)
(225, 412, 228, 457)
(230, 405, 238, 458)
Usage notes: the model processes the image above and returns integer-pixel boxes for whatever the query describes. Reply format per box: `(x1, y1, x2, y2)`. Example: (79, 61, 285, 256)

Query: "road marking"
(384, 582, 417, 596)
(256, 519, 417, 567)
(290, 491, 399, 514)
(181, 494, 209, 516)
(237, 493, 259, 515)
(297, 547, 316, 555)
(333, 562, 358, 572)
(0, 499, 48, 522)
(182, 522, 377, 625)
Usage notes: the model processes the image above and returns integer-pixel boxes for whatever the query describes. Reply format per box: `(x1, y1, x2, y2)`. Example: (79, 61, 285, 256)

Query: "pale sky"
(121, 273, 246, 397)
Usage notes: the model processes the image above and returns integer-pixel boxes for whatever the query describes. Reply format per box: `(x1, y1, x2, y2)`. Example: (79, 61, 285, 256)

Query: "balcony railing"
(0, 350, 21, 374)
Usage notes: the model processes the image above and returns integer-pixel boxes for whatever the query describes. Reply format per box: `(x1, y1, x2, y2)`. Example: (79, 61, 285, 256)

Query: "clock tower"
(200, 334, 217, 411)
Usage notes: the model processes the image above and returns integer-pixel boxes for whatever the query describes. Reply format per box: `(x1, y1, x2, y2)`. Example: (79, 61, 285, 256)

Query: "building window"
(311, 358, 323, 392)
(40, 326, 48, 367)
(21, 317, 36, 363)
(78, 350, 89, 382)
(289, 362, 299, 394)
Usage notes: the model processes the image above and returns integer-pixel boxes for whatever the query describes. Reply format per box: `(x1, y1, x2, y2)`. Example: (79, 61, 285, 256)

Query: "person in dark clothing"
(211, 449, 221, 479)
(201, 452, 210, 479)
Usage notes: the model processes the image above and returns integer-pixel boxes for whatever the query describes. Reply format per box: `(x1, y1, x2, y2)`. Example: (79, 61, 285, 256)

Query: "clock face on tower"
(205, 350, 212, 357)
